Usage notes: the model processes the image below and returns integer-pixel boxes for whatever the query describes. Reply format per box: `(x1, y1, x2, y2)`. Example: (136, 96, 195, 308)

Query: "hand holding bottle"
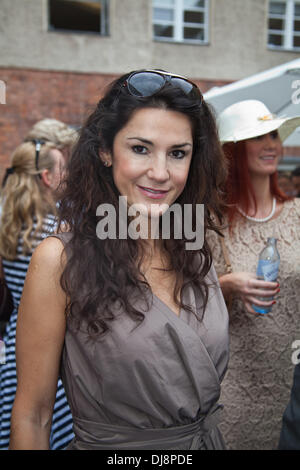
(219, 271, 280, 314)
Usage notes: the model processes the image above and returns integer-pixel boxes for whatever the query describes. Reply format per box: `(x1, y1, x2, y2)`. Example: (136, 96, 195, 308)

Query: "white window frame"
(152, 0, 209, 45)
(268, 0, 300, 50)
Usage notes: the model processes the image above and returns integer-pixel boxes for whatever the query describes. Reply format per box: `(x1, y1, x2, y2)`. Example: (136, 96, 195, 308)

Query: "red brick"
(2, 68, 298, 184)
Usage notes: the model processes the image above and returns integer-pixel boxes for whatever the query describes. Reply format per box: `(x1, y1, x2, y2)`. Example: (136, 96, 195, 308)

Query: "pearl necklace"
(237, 197, 276, 223)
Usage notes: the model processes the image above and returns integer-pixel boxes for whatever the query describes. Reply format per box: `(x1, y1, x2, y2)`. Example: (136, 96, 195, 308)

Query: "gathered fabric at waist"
(67, 404, 225, 450)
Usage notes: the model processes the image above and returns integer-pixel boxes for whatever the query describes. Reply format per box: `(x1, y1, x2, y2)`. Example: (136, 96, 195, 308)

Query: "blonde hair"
(0, 141, 58, 259)
(24, 119, 78, 149)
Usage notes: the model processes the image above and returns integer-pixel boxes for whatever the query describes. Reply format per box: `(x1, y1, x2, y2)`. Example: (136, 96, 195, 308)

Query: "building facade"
(1, 0, 300, 173)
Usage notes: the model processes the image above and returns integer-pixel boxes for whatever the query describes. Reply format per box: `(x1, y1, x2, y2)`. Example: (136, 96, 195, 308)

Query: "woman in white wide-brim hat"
(207, 99, 300, 450)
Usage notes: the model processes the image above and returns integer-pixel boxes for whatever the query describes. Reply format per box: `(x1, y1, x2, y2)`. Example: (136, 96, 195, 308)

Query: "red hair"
(223, 141, 292, 225)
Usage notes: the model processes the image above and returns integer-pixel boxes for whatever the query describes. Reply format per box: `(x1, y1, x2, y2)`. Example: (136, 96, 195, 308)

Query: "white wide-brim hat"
(217, 99, 300, 144)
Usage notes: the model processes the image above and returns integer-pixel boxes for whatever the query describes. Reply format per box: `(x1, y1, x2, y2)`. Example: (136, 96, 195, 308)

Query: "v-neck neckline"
(152, 292, 183, 318)
(151, 281, 198, 320)
(150, 286, 205, 341)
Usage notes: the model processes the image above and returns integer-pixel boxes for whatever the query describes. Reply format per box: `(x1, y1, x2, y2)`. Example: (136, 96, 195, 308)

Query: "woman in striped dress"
(0, 140, 74, 449)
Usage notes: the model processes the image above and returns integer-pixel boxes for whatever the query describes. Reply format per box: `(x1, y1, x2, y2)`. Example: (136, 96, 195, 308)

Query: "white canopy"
(204, 58, 300, 147)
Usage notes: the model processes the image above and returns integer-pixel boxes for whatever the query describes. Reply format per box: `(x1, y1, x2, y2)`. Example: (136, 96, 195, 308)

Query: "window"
(153, 0, 209, 44)
(268, 0, 300, 50)
(48, 0, 109, 35)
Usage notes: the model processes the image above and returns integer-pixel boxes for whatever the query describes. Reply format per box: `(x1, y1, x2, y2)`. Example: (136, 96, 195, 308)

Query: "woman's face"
(103, 107, 193, 217)
(245, 130, 282, 177)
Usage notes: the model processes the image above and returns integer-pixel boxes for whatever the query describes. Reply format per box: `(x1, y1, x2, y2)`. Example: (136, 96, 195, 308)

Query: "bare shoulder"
(21, 236, 68, 316)
(30, 236, 66, 272)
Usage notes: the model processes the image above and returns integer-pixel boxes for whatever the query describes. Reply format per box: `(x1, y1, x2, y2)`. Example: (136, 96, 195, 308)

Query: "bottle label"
(256, 260, 280, 282)
(253, 305, 271, 315)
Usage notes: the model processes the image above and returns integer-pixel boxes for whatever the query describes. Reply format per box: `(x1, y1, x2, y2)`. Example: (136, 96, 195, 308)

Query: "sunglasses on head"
(120, 70, 203, 103)
(32, 139, 46, 178)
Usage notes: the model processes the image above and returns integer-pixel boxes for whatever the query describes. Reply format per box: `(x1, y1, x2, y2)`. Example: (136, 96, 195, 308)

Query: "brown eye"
(270, 130, 279, 140)
(132, 145, 147, 154)
(171, 149, 185, 159)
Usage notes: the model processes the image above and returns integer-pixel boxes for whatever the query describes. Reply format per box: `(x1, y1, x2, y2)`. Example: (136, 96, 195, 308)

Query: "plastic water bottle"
(253, 237, 280, 314)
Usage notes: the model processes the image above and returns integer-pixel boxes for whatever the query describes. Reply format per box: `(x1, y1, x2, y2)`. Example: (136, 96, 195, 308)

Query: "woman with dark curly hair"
(10, 70, 229, 450)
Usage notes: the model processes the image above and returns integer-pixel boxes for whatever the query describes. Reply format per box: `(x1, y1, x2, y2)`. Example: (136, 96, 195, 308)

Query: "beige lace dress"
(207, 198, 300, 450)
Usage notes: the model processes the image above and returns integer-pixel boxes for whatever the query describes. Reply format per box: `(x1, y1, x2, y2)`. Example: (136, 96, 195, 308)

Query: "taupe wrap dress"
(53, 233, 229, 450)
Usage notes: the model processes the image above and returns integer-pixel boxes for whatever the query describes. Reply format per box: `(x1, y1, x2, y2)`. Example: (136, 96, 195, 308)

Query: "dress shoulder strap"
(49, 231, 73, 247)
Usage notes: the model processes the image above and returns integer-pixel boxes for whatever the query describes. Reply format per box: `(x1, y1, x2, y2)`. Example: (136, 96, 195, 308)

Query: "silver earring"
(104, 161, 109, 167)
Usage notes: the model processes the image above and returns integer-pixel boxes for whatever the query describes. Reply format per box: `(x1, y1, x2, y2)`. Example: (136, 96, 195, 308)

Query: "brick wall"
(0, 67, 117, 181)
(0, 67, 231, 182)
(283, 146, 300, 157)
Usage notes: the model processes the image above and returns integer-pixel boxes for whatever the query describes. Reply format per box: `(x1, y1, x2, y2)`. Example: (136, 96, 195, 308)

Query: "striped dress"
(0, 215, 74, 449)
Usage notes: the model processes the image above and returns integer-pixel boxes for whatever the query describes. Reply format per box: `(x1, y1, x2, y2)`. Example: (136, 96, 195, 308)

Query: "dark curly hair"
(58, 70, 227, 337)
